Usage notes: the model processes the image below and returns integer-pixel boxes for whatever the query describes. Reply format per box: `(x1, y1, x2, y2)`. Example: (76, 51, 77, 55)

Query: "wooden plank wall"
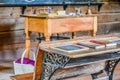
(0, 0, 120, 60)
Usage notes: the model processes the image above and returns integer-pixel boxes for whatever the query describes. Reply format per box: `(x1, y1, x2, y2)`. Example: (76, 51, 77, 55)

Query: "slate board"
(50, 44, 89, 54)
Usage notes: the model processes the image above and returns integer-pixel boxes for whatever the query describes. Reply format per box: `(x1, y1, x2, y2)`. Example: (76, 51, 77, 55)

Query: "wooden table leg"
(92, 16, 97, 37)
(72, 32, 76, 39)
(25, 31, 31, 58)
(44, 34, 51, 42)
(25, 17, 31, 58)
(33, 49, 44, 80)
(91, 30, 96, 37)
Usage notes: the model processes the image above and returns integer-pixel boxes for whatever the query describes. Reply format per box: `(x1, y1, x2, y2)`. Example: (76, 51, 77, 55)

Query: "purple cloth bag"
(16, 57, 35, 66)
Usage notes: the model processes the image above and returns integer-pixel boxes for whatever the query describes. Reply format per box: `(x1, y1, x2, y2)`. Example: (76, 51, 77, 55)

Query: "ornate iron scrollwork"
(41, 52, 70, 80)
(105, 59, 120, 80)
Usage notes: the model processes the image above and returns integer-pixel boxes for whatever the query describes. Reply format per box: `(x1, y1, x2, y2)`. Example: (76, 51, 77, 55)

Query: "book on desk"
(76, 41, 105, 50)
(110, 38, 120, 44)
(89, 40, 117, 48)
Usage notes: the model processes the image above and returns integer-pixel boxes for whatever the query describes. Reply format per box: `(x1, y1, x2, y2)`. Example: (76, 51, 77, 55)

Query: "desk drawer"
(49, 17, 94, 34)
(28, 18, 44, 33)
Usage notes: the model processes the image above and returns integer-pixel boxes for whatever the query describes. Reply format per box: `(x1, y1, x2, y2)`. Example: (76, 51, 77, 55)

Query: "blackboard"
(0, 0, 64, 4)
(0, 0, 98, 5)
(0, 0, 101, 14)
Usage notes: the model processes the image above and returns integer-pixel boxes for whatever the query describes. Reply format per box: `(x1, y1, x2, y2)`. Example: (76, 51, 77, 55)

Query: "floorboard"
(0, 61, 120, 80)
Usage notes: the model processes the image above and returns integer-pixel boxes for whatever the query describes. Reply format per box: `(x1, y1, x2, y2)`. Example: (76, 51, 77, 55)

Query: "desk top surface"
(39, 35, 120, 58)
(21, 14, 96, 19)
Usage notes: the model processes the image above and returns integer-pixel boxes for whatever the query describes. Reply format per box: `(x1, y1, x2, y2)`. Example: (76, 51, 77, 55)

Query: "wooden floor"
(1, 61, 120, 80)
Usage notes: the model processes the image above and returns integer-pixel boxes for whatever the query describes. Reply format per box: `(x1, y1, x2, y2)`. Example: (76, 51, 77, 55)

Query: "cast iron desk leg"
(91, 70, 103, 79)
(40, 52, 70, 80)
(91, 59, 120, 80)
(105, 58, 120, 80)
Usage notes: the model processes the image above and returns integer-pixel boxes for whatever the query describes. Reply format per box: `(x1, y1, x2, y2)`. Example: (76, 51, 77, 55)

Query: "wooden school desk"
(21, 15, 97, 57)
(34, 36, 120, 80)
